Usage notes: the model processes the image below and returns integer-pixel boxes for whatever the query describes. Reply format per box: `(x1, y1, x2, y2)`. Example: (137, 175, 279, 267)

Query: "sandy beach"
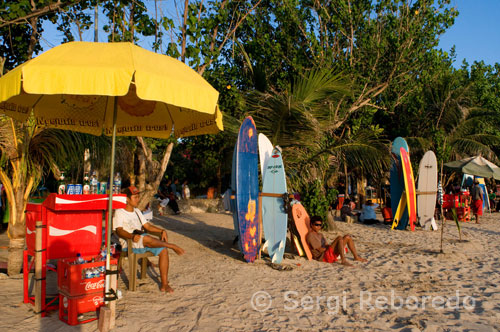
(1, 210, 499, 332)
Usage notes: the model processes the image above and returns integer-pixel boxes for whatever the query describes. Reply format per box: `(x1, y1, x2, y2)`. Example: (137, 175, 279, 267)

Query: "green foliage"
(301, 181, 337, 223)
(450, 207, 461, 235)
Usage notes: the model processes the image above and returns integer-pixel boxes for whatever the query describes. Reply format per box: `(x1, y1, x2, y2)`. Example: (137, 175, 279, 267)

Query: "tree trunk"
(7, 199, 26, 276)
(136, 140, 174, 210)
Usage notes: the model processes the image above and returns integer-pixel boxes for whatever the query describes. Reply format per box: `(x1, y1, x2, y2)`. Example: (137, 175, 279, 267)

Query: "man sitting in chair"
(114, 186, 185, 293)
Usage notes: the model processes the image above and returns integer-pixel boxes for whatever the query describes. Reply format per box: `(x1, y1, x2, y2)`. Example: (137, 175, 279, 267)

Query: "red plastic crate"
(58, 255, 117, 297)
(59, 290, 104, 325)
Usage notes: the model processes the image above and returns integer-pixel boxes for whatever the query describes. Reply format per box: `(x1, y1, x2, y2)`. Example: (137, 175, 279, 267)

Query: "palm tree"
(246, 69, 390, 190)
(422, 71, 499, 170)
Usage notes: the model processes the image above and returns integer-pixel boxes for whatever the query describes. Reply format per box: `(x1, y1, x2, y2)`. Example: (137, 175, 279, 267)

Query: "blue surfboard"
(390, 137, 410, 230)
(234, 117, 260, 262)
(262, 147, 288, 264)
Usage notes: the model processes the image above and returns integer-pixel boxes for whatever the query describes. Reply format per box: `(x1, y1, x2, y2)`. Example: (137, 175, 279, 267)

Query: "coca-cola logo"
(92, 296, 103, 306)
(85, 279, 105, 291)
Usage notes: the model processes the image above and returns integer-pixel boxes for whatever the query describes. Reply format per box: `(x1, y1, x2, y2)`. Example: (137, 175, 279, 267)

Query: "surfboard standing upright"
(234, 117, 260, 262)
(417, 151, 438, 230)
(291, 203, 313, 260)
(390, 137, 410, 230)
(400, 148, 417, 231)
(262, 147, 288, 264)
(258, 134, 274, 182)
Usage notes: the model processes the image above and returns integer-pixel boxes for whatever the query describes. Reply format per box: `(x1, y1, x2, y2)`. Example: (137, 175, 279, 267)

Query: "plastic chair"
(117, 232, 160, 291)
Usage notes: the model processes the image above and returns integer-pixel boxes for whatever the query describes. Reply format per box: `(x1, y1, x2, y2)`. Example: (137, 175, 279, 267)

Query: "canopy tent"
(444, 156, 500, 180)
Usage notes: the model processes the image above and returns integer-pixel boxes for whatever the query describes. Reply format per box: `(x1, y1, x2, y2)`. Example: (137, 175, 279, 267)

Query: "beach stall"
(0, 41, 222, 328)
(24, 193, 125, 322)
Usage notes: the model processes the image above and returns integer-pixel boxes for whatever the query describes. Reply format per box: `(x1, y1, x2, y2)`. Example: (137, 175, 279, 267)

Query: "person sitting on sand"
(157, 179, 181, 215)
(114, 186, 185, 292)
(306, 216, 367, 266)
(359, 200, 380, 225)
(340, 199, 359, 222)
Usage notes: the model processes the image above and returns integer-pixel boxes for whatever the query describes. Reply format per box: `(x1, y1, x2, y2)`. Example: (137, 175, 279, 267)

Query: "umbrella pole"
(105, 97, 118, 304)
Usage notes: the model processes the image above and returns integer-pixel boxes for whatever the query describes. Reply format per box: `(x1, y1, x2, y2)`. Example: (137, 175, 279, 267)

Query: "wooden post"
(108, 265, 118, 329)
(98, 306, 111, 332)
(34, 221, 43, 315)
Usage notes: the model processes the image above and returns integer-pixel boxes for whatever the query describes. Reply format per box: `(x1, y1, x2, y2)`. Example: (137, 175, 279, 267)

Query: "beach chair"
(117, 231, 161, 291)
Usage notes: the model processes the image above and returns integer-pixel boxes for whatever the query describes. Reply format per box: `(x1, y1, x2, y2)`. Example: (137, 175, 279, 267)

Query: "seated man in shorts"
(114, 186, 185, 292)
(306, 216, 367, 266)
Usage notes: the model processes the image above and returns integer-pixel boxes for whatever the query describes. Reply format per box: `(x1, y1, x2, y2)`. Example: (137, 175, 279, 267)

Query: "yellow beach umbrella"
(0, 41, 222, 300)
(0, 41, 223, 137)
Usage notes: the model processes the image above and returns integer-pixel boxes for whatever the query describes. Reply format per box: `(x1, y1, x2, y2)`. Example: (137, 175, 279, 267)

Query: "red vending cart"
(24, 193, 126, 316)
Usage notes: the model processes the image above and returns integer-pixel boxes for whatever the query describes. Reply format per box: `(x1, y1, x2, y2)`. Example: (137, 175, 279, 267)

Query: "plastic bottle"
(113, 172, 122, 194)
(85, 268, 93, 279)
(90, 171, 98, 194)
(58, 172, 66, 195)
(100, 246, 107, 261)
(75, 253, 85, 264)
(83, 172, 90, 194)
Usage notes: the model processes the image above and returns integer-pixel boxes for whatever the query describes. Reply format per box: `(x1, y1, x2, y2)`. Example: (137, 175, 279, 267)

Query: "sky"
(40, 1, 500, 68)
(438, 0, 500, 67)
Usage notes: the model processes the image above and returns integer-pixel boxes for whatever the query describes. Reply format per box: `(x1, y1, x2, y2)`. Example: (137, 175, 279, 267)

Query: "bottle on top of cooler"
(58, 172, 66, 194)
(90, 171, 99, 194)
(83, 172, 90, 194)
(113, 172, 122, 194)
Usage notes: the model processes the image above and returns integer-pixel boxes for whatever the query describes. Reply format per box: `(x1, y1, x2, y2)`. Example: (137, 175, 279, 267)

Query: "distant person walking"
(471, 180, 483, 224)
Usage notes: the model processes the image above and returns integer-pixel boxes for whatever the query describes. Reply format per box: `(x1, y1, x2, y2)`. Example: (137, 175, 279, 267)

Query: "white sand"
(1, 212, 500, 331)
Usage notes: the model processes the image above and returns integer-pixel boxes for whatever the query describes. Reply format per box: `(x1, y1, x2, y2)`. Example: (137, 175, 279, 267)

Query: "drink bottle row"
(73, 246, 115, 279)
(57, 171, 122, 195)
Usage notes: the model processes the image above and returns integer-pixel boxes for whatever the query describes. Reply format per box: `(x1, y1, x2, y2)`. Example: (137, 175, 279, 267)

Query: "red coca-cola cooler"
(23, 194, 126, 317)
(58, 255, 118, 325)
(58, 255, 117, 296)
(59, 291, 105, 326)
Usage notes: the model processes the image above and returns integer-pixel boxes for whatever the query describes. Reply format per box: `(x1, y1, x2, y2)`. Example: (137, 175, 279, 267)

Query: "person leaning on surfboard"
(306, 216, 367, 267)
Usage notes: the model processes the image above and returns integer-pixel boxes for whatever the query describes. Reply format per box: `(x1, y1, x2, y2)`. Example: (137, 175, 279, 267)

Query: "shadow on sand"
(152, 213, 244, 262)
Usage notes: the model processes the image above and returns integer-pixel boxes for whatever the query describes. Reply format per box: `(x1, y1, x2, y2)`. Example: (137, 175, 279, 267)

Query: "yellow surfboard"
(292, 233, 305, 256)
(391, 194, 407, 230)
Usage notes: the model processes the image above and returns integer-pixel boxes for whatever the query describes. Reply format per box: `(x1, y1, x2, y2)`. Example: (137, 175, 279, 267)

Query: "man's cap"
(474, 179, 480, 184)
(124, 186, 140, 196)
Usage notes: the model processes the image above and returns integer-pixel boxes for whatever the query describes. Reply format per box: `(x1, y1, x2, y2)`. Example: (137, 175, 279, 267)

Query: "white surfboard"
(417, 151, 438, 230)
(258, 133, 273, 182)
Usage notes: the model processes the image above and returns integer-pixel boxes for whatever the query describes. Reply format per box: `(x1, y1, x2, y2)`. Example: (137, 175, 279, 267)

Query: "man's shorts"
(323, 245, 348, 263)
(130, 235, 165, 256)
(132, 247, 165, 256)
(473, 199, 483, 216)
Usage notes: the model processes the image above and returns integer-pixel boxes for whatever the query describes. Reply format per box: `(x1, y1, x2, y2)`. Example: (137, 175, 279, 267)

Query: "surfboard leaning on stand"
(261, 147, 288, 264)
(400, 147, 417, 231)
(390, 137, 410, 230)
(417, 151, 438, 230)
(232, 116, 260, 262)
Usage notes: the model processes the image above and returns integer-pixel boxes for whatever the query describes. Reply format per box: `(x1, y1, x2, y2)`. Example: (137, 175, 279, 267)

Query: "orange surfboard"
(291, 203, 312, 260)
(400, 148, 417, 231)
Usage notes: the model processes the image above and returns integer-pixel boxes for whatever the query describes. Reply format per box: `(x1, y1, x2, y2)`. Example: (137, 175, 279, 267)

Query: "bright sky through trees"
(39, 1, 499, 68)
